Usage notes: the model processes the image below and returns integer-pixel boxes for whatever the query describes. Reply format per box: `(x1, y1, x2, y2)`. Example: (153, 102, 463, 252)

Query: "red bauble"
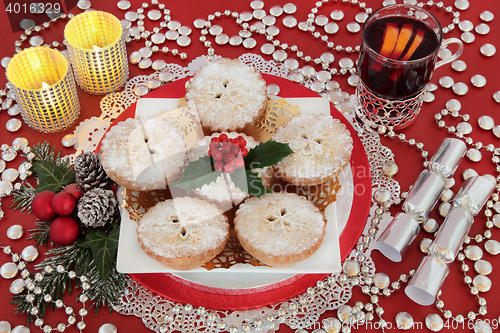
(31, 191, 57, 220)
(49, 217, 80, 246)
(51, 192, 77, 216)
(63, 183, 84, 200)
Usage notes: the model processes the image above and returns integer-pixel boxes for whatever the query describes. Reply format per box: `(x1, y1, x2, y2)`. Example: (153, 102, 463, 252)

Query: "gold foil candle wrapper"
(64, 11, 129, 95)
(405, 255, 449, 306)
(428, 207, 473, 263)
(428, 138, 467, 180)
(6, 47, 80, 133)
(453, 176, 495, 215)
(376, 212, 420, 262)
(403, 170, 446, 221)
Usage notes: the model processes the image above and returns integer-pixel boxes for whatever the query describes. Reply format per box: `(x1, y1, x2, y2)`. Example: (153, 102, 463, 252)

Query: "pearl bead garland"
(1, 244, 90, 332)
(121, 0, 188, 66)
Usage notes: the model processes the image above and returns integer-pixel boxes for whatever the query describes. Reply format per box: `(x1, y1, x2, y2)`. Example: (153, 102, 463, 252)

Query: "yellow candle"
(6, 47, 80, 133)
(64, 11, 129, 95)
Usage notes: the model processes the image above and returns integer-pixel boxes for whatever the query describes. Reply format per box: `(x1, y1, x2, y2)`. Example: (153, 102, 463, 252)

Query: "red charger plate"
(102, 74, 371, 310)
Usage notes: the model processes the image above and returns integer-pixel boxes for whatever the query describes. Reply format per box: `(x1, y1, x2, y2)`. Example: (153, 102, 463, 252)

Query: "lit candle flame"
(41, 81, 55, 107)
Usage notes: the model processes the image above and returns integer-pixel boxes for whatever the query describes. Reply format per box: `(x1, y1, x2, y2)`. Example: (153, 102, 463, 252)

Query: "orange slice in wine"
(372, 23, 400, 72)
(380, 23, 400, 57)
(401, 29, 425, 61)
(390, 24, 413, 60)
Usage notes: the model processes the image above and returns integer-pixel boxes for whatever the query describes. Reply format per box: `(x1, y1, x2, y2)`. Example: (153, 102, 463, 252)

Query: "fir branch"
(10, 294, 35, 323)
(28, 221, 53, 248)
(84, 261, 129, 314)
(10, 243, 90, 322)
(10, 182, 36, 213)
(37, 243, 92, 277)
(28, 141, 70, 168)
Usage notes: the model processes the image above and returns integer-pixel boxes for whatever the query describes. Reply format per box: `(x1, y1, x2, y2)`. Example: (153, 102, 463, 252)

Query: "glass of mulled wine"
(355, 4, 463, 129)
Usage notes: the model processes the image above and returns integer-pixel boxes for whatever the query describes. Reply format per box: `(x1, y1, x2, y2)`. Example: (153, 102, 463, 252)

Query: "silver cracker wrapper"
(453, 176, 495, 215)
(376, 213, 420, 262)
(405, 255, 449, 306)
(403, 170, 446, 221)
(428, 207, 474, 263)
(428, 138, 466, 180)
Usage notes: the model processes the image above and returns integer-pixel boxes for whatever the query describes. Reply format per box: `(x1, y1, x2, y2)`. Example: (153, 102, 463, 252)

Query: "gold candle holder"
(6, 47, 81, 133)
(64, 11, 129, 95)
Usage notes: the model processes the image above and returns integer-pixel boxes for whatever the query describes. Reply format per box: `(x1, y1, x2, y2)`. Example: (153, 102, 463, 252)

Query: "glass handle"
(435, 38, 464, 69)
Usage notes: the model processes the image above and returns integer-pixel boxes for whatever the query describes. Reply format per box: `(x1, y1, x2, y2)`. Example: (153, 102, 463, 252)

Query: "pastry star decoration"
(296, 131, 332, 157)
(263, 206, 299, 233)
(213, 78, 242, 101)
(168, 212, 201, 242)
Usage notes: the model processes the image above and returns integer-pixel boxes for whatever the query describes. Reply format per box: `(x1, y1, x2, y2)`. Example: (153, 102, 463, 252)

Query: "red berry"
(49, 216, 80, 246)
(213, 161, 224, 171)
(232, 146, 241, 156)
(229, 138, 238, 144)
(223, 163, 234, 174)
(211, 137, 220, 143)
(31, 191, 57, 220)
(218, 134, 228, 142)
(51, 192, 77, 216)
(209, 141, 220, 151)
(221, 142, 233, 153)
(233, 157, 245, 169)
(240, 147, 248, 157)
(224, 153, 236, 164)
(238, 136, 247, 147)
(211, 149, 224, 162)
(63, 183, 84, 200)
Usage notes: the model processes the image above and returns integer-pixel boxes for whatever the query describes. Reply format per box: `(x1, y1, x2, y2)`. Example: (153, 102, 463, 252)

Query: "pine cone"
(77, 188, 118, 228)
(74, 152, 114, 191)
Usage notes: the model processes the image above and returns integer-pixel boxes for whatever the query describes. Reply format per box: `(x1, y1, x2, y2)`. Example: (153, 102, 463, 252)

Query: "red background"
(0, 0, 499, 332)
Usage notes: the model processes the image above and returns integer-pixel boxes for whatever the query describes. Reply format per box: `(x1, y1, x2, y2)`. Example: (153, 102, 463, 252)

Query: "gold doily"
(203, 237, 265, 269)
(122, 97, 343, 270)
(246, 98, 301, 142)
(155, 101, 203, 149)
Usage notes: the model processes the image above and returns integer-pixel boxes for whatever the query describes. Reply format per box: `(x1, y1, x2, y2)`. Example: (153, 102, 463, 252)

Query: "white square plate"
(116, 97, 348, 274)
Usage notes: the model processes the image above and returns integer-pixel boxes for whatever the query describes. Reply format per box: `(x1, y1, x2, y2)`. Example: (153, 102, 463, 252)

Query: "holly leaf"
(33, 160, 75, 193)
(171, 156, 220, 193)
(245, 170, 273, 197)
(244, 141, 293, 170)
(171, 141, 292, 197)
(226, 168, 248, 193)
(78, 229, 119, 280)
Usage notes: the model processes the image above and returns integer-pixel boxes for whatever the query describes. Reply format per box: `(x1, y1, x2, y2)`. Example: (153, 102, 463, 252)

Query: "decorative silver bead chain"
(367, 96, 500, 330)
(0, 141, 34, 221)
(122, 0, 461, 75)
(0, 244, 90, 332)
(12, 14, 71, 53)
(124, 0, 189, 67)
